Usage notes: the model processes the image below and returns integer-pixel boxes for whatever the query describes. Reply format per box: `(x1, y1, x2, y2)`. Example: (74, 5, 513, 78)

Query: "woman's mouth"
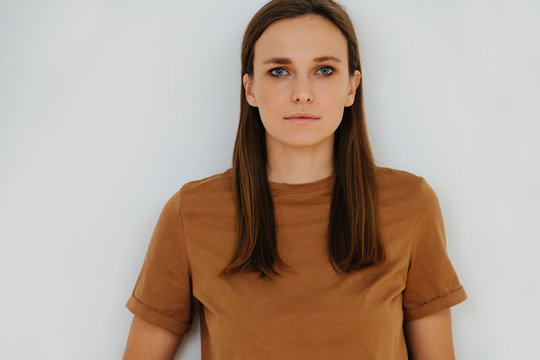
(284, 112, 320, 124)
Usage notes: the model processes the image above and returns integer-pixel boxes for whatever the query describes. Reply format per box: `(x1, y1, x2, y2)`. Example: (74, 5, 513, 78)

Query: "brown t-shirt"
(125, 165, 467, 359)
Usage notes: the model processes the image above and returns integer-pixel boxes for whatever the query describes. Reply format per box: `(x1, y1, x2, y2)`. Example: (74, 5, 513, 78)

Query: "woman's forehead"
(253, 15, 348, 66)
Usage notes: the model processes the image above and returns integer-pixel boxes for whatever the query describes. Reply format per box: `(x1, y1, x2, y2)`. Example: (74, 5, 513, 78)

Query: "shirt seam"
(409, 177, 426, 274)
(177, 187, 193, 280)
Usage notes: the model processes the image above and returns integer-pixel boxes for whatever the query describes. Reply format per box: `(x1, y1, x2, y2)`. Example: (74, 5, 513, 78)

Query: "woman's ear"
(243, 73, 258, 107)
(344, 70, 361, 107)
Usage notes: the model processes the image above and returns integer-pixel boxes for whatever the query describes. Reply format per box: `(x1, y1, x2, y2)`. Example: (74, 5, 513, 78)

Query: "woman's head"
(224, 0, 384, 279)
(243, 13, 361, 149)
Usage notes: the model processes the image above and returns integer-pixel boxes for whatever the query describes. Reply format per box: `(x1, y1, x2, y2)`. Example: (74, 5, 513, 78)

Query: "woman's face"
(243, 14, 361, 149)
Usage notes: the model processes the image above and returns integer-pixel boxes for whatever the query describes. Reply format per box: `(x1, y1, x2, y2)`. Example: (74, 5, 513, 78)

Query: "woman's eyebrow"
(262, 56, 342, 64)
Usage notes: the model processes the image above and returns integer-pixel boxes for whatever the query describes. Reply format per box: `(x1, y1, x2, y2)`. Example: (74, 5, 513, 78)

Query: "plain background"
(1, 0, 539, 359)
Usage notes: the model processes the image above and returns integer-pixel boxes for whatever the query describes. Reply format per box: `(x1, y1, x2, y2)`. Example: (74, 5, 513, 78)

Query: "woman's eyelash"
(269, 66, 335, 77)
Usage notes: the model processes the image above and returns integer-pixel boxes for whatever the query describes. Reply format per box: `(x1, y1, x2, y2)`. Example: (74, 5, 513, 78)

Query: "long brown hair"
(218, 0, 385, 279)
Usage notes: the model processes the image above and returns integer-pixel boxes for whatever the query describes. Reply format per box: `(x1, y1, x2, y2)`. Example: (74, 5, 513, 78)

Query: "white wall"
(1, 0, 538, 358)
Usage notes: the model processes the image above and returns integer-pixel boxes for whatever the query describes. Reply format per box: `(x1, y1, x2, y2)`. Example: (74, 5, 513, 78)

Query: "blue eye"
(269, 67, 289, 77)
(317, 66, 334, 75)
(268, 66, 335, 78)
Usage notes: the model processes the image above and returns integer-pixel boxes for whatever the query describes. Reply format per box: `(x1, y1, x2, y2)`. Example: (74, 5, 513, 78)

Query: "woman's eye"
(269, 67, 289, 77)
(269, 66, 335, 78)
(316, 66, 335, 76)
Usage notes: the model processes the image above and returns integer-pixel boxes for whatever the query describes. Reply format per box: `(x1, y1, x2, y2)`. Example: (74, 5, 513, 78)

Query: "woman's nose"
(291, 77, 313, 103)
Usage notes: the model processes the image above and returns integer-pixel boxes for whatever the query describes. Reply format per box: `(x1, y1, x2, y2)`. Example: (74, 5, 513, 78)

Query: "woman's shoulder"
(375, 164, 424, 184)
(165, 168, 234, 209)
(374, 164, 427, 205)
(179, 167, 232, 193)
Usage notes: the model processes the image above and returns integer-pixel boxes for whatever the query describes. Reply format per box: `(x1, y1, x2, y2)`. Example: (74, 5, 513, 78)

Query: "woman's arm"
(403, 308, 456, 360)
(122, 315, 184, 360)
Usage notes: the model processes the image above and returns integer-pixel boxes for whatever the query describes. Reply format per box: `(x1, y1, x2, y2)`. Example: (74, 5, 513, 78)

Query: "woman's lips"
(284, 112, 320, 124)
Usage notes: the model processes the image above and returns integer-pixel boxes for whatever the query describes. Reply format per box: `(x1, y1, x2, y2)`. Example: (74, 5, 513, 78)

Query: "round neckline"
(269, 172, 336, 194)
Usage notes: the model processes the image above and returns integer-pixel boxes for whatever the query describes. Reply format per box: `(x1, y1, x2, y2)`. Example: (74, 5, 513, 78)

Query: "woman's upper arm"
(123, 314, 185, 360)
(403, 308, 456, 360)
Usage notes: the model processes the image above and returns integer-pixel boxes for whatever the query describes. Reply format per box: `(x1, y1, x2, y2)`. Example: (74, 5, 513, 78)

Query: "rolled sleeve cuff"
(125, 293, 193, 335)
(403, 286, 468, 321)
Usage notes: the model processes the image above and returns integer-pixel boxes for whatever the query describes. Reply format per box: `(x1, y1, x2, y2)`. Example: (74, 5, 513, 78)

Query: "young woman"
(123, 0, 467, 359)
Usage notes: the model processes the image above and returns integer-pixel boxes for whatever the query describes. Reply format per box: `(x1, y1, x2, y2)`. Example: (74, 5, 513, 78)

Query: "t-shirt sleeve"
(402, 177, 468, 321)
(125, 189, 195, 335)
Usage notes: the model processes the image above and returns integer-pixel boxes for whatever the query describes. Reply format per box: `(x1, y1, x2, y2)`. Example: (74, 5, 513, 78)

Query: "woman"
(123, 0, 467, 358)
